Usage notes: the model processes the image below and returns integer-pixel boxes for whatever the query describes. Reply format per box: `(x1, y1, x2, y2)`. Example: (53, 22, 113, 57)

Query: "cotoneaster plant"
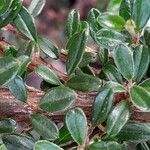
(0, 0, 150, 149)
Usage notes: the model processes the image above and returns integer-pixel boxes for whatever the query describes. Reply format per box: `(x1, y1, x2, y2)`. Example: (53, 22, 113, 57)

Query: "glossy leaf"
(113, 44, 134, 80)
(67, 74, 101, 92)
(0, 56, 19, 86)
(89, 141, 125, 150)
(107, 0, 122, 12)
(95, 29, 126, 49)
(8, 76, 27, 102)
(139, 78, 150, 92)
(35, 65, 61, 85)
(92, 87, 114, 126)
(106, 101, 130, 137)
(30, 114, 59, 140)
(133, 45, 149, 83)
(119, 0, 133, 21)
(2, 134, 34, 150)
(28, 0, 46, 17)
(66, 108, 88, 146)
(133, 0, 150, 29)
(97, 13, 125, 31)
(103, 64, 123, 84)
(0, 0, 13, 15)
(0, 118, 16, 134)
(34, 140, 63, 150)
(66, 22, 89, 75)
(66, 9, 80, 39)
(38, 37, 59, 59)
(14, 6, 37, 41)
(130, 85, 150, 112)
(39, 86, 76, 112)
(117, 122, 150, 142)
(0, 0, 22, 28)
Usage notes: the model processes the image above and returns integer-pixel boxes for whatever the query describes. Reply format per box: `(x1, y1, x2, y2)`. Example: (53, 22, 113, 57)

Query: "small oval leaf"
(34, 140, 63, 150)
(67, 74, 101, 92)
(39, 86, 76, 112)
(130, 85, 150, 112)
(113, 44, 134, 80)
(30, 114, 59, 140)
(66, 108, 88, 146)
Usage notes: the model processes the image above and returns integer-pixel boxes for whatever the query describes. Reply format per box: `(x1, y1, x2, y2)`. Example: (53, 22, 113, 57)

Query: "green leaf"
(0, 0, 13, 15)
(89, 141, 125, 150)
(13, 6, 37, 41)
(119, 0, 133, 21)
(66, 74, 101, 92)
(8, 76, 27, 102)
(106, 101, 130, 137)
(133, 45, 149, 83)
(92, 87, 114, 126)
(113, 44, 134, 80)
(0, 118, 16, 134)
(66, 9, 80, 39)
(2, 134, 34, 150)
(66, 23, 89, 75)
(130, 85, 150, 112)
(38, 37, 59, 59)
(39, 86, 76, 112)
(28, 0, 46, 17)
(116, 122, 150, 142)
(35, 65, 61, 85)
(97, 13, 125, 31)
(136, 142, 150, 150)
(103, 64, 123, 84)
(144, 27, 150, 47)
(98, 48, 108, 65)
(30, 114, 59, 140)
(54, 126, 72, 145)
(107, 0, 122, 12)
(95, 29, 126, 49)
(0, 0, 22, 28)
(0, 144, 7, 150)
(133, 0, 150, 29)
(66, 108, 88, 146)
(34, 140, 63, 150)
(0, 56, 19, 86)
(139, 78, 150, 92)
(104, 81, 126, 93)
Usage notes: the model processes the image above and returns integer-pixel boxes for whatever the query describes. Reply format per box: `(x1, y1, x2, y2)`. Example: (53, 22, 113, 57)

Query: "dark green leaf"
(0, 0, 22, 28)
(14, 6, 37, 41)
(106, 101, 130, 137)
(0, 118, 16, 134)
(133, 0, 150, 29)
(66, 9, 80, 39)
(144, 27, 150, 47)
(39, 86, 76, 112)
(30, 114, 59, 140)
(97, 13, 125, 31)
(117, 122, 150, 142)
(95, 29, 126, 49)
(103, 64, 123, 84)
(133, 45, 149, 83)
(2, 134, 34, 150)
(38, 37, 59, 59)
(8, 76, 27, 102)
(139, 78, 150, 92)
(0, 56, 19, 86)
(66, 108, 88, 146)
(67, 74, 101, 92)
(113, 44, 134, 80)
(98, 48, 108, 65)
(136, 142, 150, 150)
(34, 140, 63, 150)
(92, 87, 114, 126)
(4, 47, 18, 57)
(66, 22, 89, 75)
(119, 0, 133, 21)
(28, 0, 46, 17)
(89, 141, 125, 150)
(130, 85, 150, 112)
(35, 65, 61, 85)
(0, 0, 13, 15)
